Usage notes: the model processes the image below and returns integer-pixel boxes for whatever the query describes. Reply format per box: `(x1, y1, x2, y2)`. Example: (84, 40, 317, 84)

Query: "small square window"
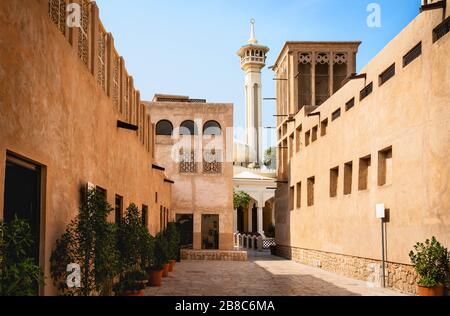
(345, 98, 355, 111)
(332, 108, 341, 121)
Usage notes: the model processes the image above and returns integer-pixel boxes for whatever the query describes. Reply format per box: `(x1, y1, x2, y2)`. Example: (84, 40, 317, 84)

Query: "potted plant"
(165, 222, 181, 271)
(113, 271, 146, 296)
(0, 217, 45, 296)
(50, 187, 119, 296)
(409, 236, 450, 296)
(148, 233, 168, 286)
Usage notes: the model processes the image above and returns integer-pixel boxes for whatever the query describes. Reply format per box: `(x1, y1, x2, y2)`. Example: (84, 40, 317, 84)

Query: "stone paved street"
(145, 251, 406, 296)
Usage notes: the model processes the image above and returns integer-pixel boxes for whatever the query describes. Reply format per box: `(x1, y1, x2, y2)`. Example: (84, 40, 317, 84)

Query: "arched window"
(156, 120, 173, 136)
(203, 120, 222, 136)
(180, 120, 198, 135)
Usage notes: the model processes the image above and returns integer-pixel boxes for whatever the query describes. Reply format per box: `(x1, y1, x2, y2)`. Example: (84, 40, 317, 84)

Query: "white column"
(234, 208, 238, 233)
(257, 206, 264, 237)
(248, 204, 253, 232)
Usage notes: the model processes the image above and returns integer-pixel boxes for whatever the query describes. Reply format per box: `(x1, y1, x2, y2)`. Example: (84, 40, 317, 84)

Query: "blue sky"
(96, 0, 421, 149)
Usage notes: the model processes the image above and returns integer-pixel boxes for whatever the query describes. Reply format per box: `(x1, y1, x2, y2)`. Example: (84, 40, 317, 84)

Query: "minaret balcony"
(240, 56, 266, 67)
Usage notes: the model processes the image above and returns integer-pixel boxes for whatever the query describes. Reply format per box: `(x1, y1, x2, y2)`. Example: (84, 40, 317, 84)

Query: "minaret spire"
(248, 19, 257, 44)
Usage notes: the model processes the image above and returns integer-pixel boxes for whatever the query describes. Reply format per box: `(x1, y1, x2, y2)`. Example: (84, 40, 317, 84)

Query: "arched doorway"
(251, 203, 257, 233)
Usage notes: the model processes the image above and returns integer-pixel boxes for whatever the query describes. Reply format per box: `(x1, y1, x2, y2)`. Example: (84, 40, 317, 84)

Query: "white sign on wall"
(376, 203, 385, 219)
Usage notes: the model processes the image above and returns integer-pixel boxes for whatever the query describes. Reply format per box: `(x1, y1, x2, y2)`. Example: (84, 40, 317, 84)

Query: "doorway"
(176, 214, 193, 249)
(3, 153, 43, 295)
(201, 214, 219, 250)
(252, 204, 257, 233)
(237, 206, 244, 233)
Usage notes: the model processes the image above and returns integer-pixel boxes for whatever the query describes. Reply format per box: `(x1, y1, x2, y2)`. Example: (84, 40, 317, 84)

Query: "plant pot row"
(145, 260, 177, 289)
(118, 260, 177, 296)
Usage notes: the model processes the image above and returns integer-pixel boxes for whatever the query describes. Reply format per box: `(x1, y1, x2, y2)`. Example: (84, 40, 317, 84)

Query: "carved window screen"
(180, 150, 196, 173)
(112, 50, 120, 111)
(203, 150, 222, 174)
(48, 0, 67, 35)
(97, 24, 107, 92)
(77, 0, 90, 67)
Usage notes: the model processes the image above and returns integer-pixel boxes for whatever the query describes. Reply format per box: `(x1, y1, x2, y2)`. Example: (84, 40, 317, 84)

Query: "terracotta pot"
(121, 289, 145, 296)
(168, 260, 176, 272)
(162, 263, 170, 277)
(417, 285, 445, 296)
(148, 269, 163, 287)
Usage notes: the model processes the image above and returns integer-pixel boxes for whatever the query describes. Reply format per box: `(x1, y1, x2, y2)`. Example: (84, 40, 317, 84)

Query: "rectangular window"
(315, 53, 330, 105)
(289, 133, 294, 158)
(305, 131, 311, 146)
(311, 126, 318, 142)
(298, 55, 312, 106)
(379, 63, 395, 86)
(378, 147, 393, 186)
(96, 186, 107, 200)
(330, 167, 339, 198)
(296, 182, 301, 208)
(321, 119, 328, 136)
(403, 42, 422, 68)
(296, 125, 302, 152)
(115, 195, 123, 224)
(433, 16, 450, 43)
(360, 82, 373, 101)
(289, 186, 295, 210)
(307, 176, 315, 206)
(345, 98, 355, 111)
(358, 156, 371, 191)
(344, 161, 353, 195)
(332, 108, 341, 121)
(142, 205, 148, 227)
(155, 192, 158, 203)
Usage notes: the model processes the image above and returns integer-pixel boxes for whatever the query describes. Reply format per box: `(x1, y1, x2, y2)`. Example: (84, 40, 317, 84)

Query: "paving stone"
(144, 251, 406, 296)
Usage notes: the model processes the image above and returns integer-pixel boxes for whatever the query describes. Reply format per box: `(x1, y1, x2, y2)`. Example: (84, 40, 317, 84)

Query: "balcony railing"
(240, 56, 265, 66)
(233, 233, 275, 252)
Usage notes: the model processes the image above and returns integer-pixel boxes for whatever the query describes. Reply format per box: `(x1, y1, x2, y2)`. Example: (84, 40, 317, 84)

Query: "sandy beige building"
(0, 0, 172, 295)
(146, 95, 234, 250)
(272, 3, 450, 294)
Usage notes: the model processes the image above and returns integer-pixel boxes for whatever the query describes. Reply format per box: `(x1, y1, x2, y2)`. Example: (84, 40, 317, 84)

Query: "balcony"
(240, 56, 266, 67)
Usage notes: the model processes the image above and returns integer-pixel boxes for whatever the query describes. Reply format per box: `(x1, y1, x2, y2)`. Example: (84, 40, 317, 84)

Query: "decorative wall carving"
(112, 51, 120, 109)
(97, 26, 107, 91)
(298, 53, 312, 64)
(334, 53, 347, 64)
(77, 0, 89, 67)
(316, 53, 330, 64)
(48, 0, 66, 35)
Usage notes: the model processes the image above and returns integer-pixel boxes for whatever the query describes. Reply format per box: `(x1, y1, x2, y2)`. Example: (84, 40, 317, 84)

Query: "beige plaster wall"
(0, 0, 171, 295)
(275, 9, 450, 265)
(147, 101, 234, 250)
